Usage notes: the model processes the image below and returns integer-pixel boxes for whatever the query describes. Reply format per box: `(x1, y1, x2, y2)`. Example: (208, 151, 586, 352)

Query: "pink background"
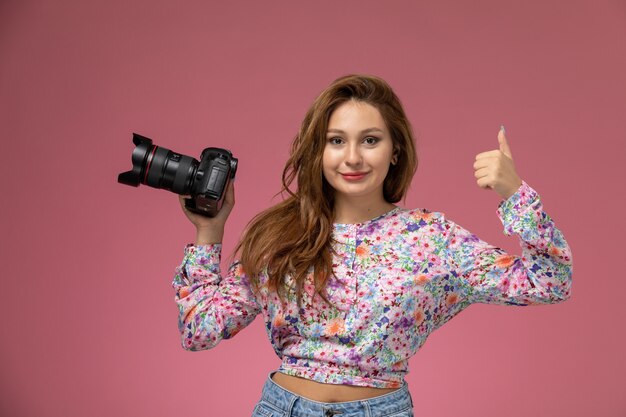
(1, 1, 624, 416)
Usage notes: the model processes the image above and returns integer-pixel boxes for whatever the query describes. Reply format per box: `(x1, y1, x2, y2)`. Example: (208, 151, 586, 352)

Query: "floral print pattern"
(172, 180, 573, 388)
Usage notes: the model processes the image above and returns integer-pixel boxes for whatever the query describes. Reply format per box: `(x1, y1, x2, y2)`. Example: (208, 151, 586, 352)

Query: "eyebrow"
(326, 127, 384, 134)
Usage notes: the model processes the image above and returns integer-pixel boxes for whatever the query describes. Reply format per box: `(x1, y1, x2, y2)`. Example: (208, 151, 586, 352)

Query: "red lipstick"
(340, 172, 368, 181)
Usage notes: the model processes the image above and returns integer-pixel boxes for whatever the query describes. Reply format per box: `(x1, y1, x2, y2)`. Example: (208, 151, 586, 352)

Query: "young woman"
(173, 74, 573, 417)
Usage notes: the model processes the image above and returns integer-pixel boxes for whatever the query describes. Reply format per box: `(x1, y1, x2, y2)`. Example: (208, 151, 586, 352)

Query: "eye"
(363, 136, 380, 145)
(328, 137, 344, 145)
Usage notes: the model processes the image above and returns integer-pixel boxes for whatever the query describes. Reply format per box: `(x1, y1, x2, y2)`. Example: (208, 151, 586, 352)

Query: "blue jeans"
(251, 372, 414, 417)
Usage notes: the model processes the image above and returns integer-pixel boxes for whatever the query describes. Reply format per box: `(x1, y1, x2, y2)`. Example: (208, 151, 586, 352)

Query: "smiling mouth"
(340, 172, 368, 181)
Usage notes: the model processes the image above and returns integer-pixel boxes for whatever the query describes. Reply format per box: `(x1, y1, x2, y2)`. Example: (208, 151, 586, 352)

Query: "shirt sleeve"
(171, 243, 262, 351)
(438, 180, 573, 307)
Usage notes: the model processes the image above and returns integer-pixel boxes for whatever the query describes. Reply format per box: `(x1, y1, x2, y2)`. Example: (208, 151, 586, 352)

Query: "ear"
(391, 148, 399, 165)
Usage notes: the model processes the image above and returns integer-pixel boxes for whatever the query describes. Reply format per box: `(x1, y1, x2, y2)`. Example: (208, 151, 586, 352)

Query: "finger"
(473, 158, 494, 170)
(498, 125, 513, 159)
(223, 179, 235, 206)
(475, 150, 500, 160)
(476, 175, 494, 189)
(474, 167, 491, 180)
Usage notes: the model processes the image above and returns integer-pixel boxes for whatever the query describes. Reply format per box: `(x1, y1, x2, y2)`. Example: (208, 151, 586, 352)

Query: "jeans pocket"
(385, 409, 414, 417)
(251, 400, 286, 417)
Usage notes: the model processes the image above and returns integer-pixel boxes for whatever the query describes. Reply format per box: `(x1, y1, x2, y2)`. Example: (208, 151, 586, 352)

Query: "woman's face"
(323, 100, 395, 205)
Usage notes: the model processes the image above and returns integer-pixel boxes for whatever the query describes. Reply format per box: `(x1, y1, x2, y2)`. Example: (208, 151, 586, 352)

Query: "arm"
(172, 180, 260, 350)
(172, 243, 261, 351)
(439, 181, 573, 306)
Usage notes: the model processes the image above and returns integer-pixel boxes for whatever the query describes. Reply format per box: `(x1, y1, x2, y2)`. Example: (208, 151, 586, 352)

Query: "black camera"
(118, 133, 237, 217)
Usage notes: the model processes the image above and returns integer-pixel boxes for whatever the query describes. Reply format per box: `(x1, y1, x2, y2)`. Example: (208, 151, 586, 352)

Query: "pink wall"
(1, 1, 624, 416)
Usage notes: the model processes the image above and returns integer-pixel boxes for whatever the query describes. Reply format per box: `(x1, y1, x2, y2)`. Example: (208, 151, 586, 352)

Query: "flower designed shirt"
(172, 181, 573, 388)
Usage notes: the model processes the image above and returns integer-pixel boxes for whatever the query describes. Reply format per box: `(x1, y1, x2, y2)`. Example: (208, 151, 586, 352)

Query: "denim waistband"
(256, 372, 413, 417)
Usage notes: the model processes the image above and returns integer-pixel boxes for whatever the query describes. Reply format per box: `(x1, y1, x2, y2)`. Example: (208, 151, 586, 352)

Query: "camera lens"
(147, 147, 197, 194)
(118, 133, 198, 195)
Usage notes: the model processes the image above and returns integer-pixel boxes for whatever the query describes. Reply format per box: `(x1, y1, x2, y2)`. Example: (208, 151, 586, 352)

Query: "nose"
(344, 143, 362, 166)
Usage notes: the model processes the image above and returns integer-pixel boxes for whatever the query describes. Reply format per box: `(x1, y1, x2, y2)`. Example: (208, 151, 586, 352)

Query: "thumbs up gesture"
(473, 126, 523, 200)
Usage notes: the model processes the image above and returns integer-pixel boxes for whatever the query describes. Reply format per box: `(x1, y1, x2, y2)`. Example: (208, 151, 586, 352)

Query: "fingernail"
(500, 125, 506, 134)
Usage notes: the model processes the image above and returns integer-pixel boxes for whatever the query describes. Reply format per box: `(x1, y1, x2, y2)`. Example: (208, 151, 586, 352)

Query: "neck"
(332, 195, 396, 224)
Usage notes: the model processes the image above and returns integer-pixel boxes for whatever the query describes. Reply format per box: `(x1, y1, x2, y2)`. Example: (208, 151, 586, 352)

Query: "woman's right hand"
(178, 179, 235, 245)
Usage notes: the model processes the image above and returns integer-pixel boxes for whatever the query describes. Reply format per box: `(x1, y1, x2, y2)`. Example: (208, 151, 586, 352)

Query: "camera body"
(183, 147, 237, 216)
(118, 133, 237, 217)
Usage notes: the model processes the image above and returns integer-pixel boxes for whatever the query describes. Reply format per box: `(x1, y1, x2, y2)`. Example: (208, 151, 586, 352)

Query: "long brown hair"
(236, 74, 418, 305)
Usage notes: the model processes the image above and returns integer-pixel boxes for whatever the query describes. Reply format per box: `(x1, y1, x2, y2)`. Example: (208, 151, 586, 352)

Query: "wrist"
(195, 226, 224, 245)
(500, 178, 523, 201)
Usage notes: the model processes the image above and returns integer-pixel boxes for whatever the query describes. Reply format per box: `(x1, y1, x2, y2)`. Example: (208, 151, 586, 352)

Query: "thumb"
(498, 125, 513, 159)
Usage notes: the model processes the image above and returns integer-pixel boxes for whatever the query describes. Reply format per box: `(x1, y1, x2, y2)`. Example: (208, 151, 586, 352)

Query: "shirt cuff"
(182, 243, 222, 280)
(496, 180, 541, 236)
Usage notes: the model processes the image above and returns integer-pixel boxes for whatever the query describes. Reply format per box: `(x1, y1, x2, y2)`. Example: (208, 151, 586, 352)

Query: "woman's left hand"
(473, 126, 523, 200)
